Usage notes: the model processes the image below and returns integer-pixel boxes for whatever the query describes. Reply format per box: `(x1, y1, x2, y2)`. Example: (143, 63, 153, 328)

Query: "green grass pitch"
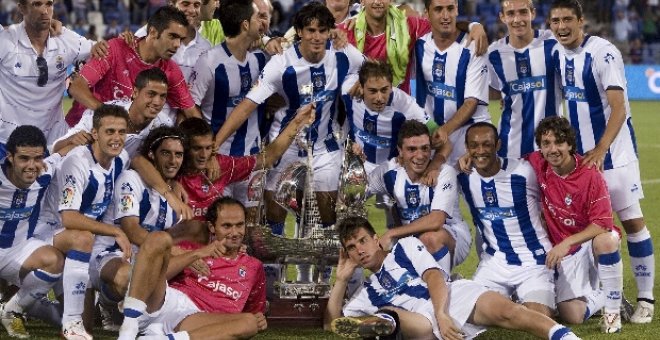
(25, 100, 660, 339)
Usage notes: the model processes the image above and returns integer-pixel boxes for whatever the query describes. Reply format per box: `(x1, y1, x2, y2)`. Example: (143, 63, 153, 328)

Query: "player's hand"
(546, 241, 570, 269)
(458, 153, 473, 174)
(264, 37, 286, 55)
(344, 18, 356, 31)
(206, 154, 221, 182)
(254, 313, 267, 332)
(189, 259, 210, 276)
(49, 19, 63, 36)
(168, 193, 194, 221)
(90, 40, 110, 59)
(582, 146, 606, 171)
(114, 230, 132, 261)
(420, 168, 440, 187)
(432, 126, 450, 149)
(329, 29, 348, 49)
(466, 23, 488, 56)
(336, 248, 359, 282)
(437, 312, 465, 340)
(293, 103, 316, 126)
(378, 230, 397, 252)
(350, 142, 366, 161)
(347, 80, 363, 99)
(69, 131, 94, 146)
(172, 181, 189, 205)
(119, 30, 136, 46)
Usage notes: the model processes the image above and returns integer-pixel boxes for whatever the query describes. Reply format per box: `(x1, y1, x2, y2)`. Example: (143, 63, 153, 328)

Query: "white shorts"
(223, 179, 258, 208)
(89, 248, 125, 294)
(31, 220, 60, 244)
(603, 161, 644, 212)
(472, 255, 556, 309)
(0, 238, 51, 285)
(138, 286, 201, 335)
(266, 148, 343, 192)
(555, 243, 598, 303)
(417, 280, 486, 339)
(444, 222, 472, 268)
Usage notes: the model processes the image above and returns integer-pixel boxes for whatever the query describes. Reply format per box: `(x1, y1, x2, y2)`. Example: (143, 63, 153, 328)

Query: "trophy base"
(274, 282, 331, 299)
(266, 297, 328, 327)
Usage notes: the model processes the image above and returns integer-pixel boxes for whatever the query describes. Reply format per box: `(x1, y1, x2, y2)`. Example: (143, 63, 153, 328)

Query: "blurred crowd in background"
(1, 0, 659, 63)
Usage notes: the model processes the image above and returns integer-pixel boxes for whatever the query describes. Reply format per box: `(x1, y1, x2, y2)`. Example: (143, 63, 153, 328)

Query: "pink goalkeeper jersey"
(527, 151, 619, 254)
(169, 241, 266, 314)
(67, 37, 194, 125)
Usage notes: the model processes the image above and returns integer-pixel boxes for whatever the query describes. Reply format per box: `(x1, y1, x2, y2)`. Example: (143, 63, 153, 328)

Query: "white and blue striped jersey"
(367, 159, 464, 228)
(457, 158, 551, 266)
(415, 32, 490, 128)
(488, 29, 563, 158)
(49, 145, 130, 225)
(51, 99, 174, 157)
(343, 237, 442, 316)
(553, 35, 638, 170)
(341, 75, 429, 169)
(0, 154, 61, 248)
(247, 42, 364, 155)
(94, 169, 177, 254)
(190, 42, 268, 156)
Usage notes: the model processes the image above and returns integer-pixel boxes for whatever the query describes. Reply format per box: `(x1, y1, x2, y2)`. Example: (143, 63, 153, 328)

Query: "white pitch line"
(642, 178, 660, 185)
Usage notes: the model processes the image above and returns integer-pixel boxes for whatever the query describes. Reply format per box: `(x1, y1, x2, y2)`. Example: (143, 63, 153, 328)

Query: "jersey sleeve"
(487, 47, 504, 91)
(342, 285, 379, 317)
(62, 27, 94, 63)
(366, 162, 390, 198)
(344, 44, 366, 75)
(593, 42, 626, 91)
(408, 16, 432, 39)
(113, 171, 143, 221)
(52, 110, 94, 147)
(79, 39, 118, 87)
(165, 63, 195, 110)
(393, 237, 442, 277)
(586, 171, 615, 231)
(430, 166, 458, 217)
(189, 51, 214, 106)
(342, 73, 359, 96)
(395, 89, 429, 123)
(43, 153, 63, 176)
(243, 259, 267, 314)
(246, 56, 284, 105)
(58, 154, 88, 211)
(464, 49, 490, 104)
(217, 155, 256, 185)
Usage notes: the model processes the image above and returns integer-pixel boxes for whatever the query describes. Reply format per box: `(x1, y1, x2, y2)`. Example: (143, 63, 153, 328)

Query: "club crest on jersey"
(241, 73, 251, 90)
(433, 62, 444, 78)
(405, 186, 420, 207)
(564, 194, 572, 206)
(61, 186, 75, 205)
(365, 120, 376, 134)
(201, 183, 209, 193)
(238, 266, 247, 277)
(55, 55, 65, 71)
(14, 192, 26, 206)
(485, 190, 496, 205)
(120, 195, 133, 212)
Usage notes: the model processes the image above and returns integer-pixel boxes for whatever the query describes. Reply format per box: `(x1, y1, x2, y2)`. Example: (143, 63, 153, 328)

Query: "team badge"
(55, 55, 65, 71)
(14, 62, 21, 69)
(61, 186, 75, 205)
(365, 120, 375, 134)
(405, 185, 420, 207)
(121, 182, 133, 193)
(201, 183, 209, 193)
(120, 195, 133, 212)
(241, 73, 251, 90)
(517, 58, 530, 77)
(14, 192, 26, 206)
(564, 194, 572, 206)
(238, 266, 247, 277)
(433, 62, 444, 78)
(312, 75, 324, 88)
(485, 190, 496, 205)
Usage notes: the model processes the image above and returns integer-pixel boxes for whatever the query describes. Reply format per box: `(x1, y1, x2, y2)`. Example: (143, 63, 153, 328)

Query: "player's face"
(6, 146, 46, 189)
(211, 204, 246, 252)
(93, 116, 127, 159)
(326, 0, 350, 11)
(152, 138, 184, 180)
(174, 0, 202, 28)
(539, 131, 574, 172)
(200, 0, 219, 21)
(343, 227, 381, 270)
(132, 80, 168, 120)
(188, 134, 214, 171)
(362, 0, 391, 21)
(499, 0, 535, 40)
(466, 126, 500, 175)
(151, 22, 188, 60)
(297, 20, 330, 58)
(20, 0, 53, 32)
(254, 0, 272, 34)
(398, 134, 432, 179)
(426, 0, 458, 38)
(549, 7, 584, 50)
(247, 3, 265, 39)
(362, 76, 392, 112)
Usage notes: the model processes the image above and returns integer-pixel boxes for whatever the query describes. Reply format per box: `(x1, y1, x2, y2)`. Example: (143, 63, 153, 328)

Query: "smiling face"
(297, 19, 330, 61)
(254, 0, 272, 35)
(539, 130, 575, 174)
(152, 138, 184, 180)
(92, 116, 127, 163)
(362, 0, 391, 21)
(132, 80, 168, 121)
(398, 134, 432, 181)
(343, 227, 382, 272)
(549, 7, 584, 49)
(500, 0, 535, 42)
(209, 204, 246, 252)
(187, 134, 214, 171)
(150, 21, 188, 59)
(426, 0, 458, 39)
(200, 0, 218, 21)
(6, 146, 46, 189)
(466, 125, 500, 177)
(362, 76, 392, 113)
(174, 0, 202, 28)
(20, 0, 53, 33)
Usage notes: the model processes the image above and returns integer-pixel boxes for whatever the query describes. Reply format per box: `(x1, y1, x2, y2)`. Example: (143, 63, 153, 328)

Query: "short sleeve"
(79, 39, 119, 86)
(113, 171, 143, 221)
(164, 63, 195, 110)
(394, 237, 442, 278)
(243, 259, 267, 314)
(246, 55, 284, 105)
(217, 155, 256, 185)
(58, 155, 88, 211)
(366, 162, 390, 197)
(463, 50, 490, 104)
(587, 171, 615, 231)
(189, 51, 214, 106)
(594, 43, 626, 90)
(342, 286, 378, 317)
(393, 89, 429, 123)
(51, 110, 94, 147)
(430, 165, 458, 215)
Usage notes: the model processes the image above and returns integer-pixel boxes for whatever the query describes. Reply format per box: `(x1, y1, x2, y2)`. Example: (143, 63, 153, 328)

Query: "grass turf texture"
(26, 100, 660, 339)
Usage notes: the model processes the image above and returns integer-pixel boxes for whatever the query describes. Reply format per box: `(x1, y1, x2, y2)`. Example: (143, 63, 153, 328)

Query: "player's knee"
(233, 314, 259, 338)
(593, 232, 619, 255)
(70, 230, 95, 251)
(112, 263, 131, 296)
(39, 246, 65, 273)
(142, 231, 173, 253)
(557, 302, 586, 324)
(418, 232, 444, 253)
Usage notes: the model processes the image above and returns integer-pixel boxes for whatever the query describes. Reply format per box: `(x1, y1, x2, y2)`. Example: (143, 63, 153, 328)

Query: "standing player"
(415, 0, 491, 165)
(210, 1, 365, 236)
(530, 116, 623, 332)
(0, 0, 95, 158)
(117, 198, 266, 340)
(458, 122, 555, 317)
(366, 121, 470, 276)
(190, 0, 268, 216)
(324, 216, 580, 340)
(488, 0, 562, 158)
(550, 0, 654, 322)
(67, 6, 200, 126)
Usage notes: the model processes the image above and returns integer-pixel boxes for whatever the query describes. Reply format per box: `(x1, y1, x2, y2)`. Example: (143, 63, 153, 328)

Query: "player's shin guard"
(4, 269, 60, 314)
(598, 251, 623, 314)
(61, 250, 90, 326)
(432, 246, 451, 277)
(627, 227, 655, 301)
